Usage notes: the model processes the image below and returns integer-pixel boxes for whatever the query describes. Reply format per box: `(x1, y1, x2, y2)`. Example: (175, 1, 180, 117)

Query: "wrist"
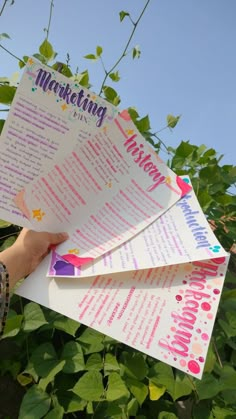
(0, 245, 29, 289)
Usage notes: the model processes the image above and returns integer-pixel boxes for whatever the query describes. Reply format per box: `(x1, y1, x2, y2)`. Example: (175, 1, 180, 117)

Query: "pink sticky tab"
(62, 254, 94, 268)
(119, 109, 131, 121)
(176, 176, 192, 197)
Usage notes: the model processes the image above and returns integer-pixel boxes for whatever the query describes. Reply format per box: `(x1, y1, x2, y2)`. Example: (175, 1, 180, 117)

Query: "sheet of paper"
(16, 254, 229, 378)
(0, 59, 117, 227)
(15, 111, 191, 266)
(49, 177, 227, 277)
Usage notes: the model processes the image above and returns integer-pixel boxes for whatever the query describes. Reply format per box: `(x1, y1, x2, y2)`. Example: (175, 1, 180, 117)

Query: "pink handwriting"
(158, 259, 222, 357)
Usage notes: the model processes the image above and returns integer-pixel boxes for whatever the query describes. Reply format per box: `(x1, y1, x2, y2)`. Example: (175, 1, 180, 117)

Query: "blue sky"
(1, 0, 235, 166)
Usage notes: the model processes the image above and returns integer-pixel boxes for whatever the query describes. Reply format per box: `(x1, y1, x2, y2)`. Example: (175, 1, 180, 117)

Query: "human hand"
(0, 228, 69, 289)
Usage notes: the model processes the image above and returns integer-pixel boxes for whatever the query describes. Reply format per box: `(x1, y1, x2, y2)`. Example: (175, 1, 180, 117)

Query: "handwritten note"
(49, 177, 226, 277)
(0, 59, 117, 227)
(14, 110, 190, 266)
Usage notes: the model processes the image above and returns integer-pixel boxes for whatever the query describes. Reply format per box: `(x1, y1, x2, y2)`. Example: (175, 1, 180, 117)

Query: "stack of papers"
(0, 59, 229, 378)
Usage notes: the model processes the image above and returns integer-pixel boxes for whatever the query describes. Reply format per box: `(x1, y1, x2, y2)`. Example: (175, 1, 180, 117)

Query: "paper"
(0, 59, 117, 227)
(49, 178, 227, 277)
(0, 59, 229, 379)
(14, 110, 190, 266)
(16, 253, 229, 379)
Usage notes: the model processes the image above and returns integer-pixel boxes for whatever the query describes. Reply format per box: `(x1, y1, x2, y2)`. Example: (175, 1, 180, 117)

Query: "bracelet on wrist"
(0, 262, 10, 338)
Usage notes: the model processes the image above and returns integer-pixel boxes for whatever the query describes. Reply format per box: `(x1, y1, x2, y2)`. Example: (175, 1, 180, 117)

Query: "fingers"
(47, 232, 69, 245)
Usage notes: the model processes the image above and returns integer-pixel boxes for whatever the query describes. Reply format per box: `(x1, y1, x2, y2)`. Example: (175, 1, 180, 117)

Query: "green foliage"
(19, 385, 51, 419)
(0, 1, 235, 417)
(133, 45, 141, 59)
(0, 84, 16, 104)
(102, 85, 121, 106)
(119, 11, 130, 22)
(0, 32, 11, 41)
(39, 39, 55, 61)
(167, 114, 181, 129)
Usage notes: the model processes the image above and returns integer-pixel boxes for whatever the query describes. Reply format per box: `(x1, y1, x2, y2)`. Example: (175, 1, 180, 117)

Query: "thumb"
(47, 232, 69, 246)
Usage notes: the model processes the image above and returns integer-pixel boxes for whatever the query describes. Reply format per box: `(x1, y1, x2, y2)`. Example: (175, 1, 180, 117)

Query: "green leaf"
(39, 360, 65, 391)
(103, 85, 120, 106)
(0, 85, 16, 105)
(0, 33, 11, 41)
(51, 62, 73, 77)
(56, 390, 87, 413)
(104, 353, 120, 376)
(23, 302, 48, 332)
(32, 53, 47, 64)
(225, 311, 236, 330)
(92, 401, 123, 419)
(119, 11, 130, 22)
(109, 71, 121, 82)
(192, 401, 212, 419)
(86, 401, 93, 415)
(2, 314, 23, 338)
(44, 406, 64, 419)
(122, 352, 148, 380)
(19, 385, 51, 419)
(212, 406, 236, 418)
(195, 373, 220, 400)
(52, 313, 80, 336)
(148, 362, 175, 397)
(222, 289, 236, 301)
(175, 141, 195, 158)
(148, 382, 166, 400)
(167, 114, 181, 129)
(135, 115, 150, 133)
(17, 373, 33, 387)
(127, 398, 139, 417)
(0, 236, 16, 251)
(158, 413, 178, 419)
(106, 372, 130, 401)
(126, 377, 148, 405)
(0, 359, 21, 379)
(39, 39, 54, 60)
(128, 107, 139, 121)
(170, 371, 193, 401)
(219, 365, 236, 390)
(85, 353, 103, 370)
(77, 328, 104, 354)
(19, 56, 28, 69)
(84, 54, 97, 60)
(0, 119, 5, 134)
(30, 343, 58, 377)
(197, 190, 213, 211)
(132, 45, 141, 59)
(218, 318, 236, 338)
(24, 360, 39, 382)
(73, 70, 90, 88)
(73, 371, 104, 401)
(0, 219, 11, 228)
(61, 341, 85, 373)
(203, 341, 216, 373)
(96, 46, 103, 57)
(199, 165, 221, 183)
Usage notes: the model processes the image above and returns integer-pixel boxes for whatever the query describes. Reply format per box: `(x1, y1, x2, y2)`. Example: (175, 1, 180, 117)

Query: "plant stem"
(152, 133, 169, 152)
(0, 43, 24, 64)
(212, 337, 223, 368)
(98, 0, 151, 95)
(45, 0, 54, 40)
(0, 0, 8, 16)
(0, 231, 20, 241)
(155, 124, 169, 134)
